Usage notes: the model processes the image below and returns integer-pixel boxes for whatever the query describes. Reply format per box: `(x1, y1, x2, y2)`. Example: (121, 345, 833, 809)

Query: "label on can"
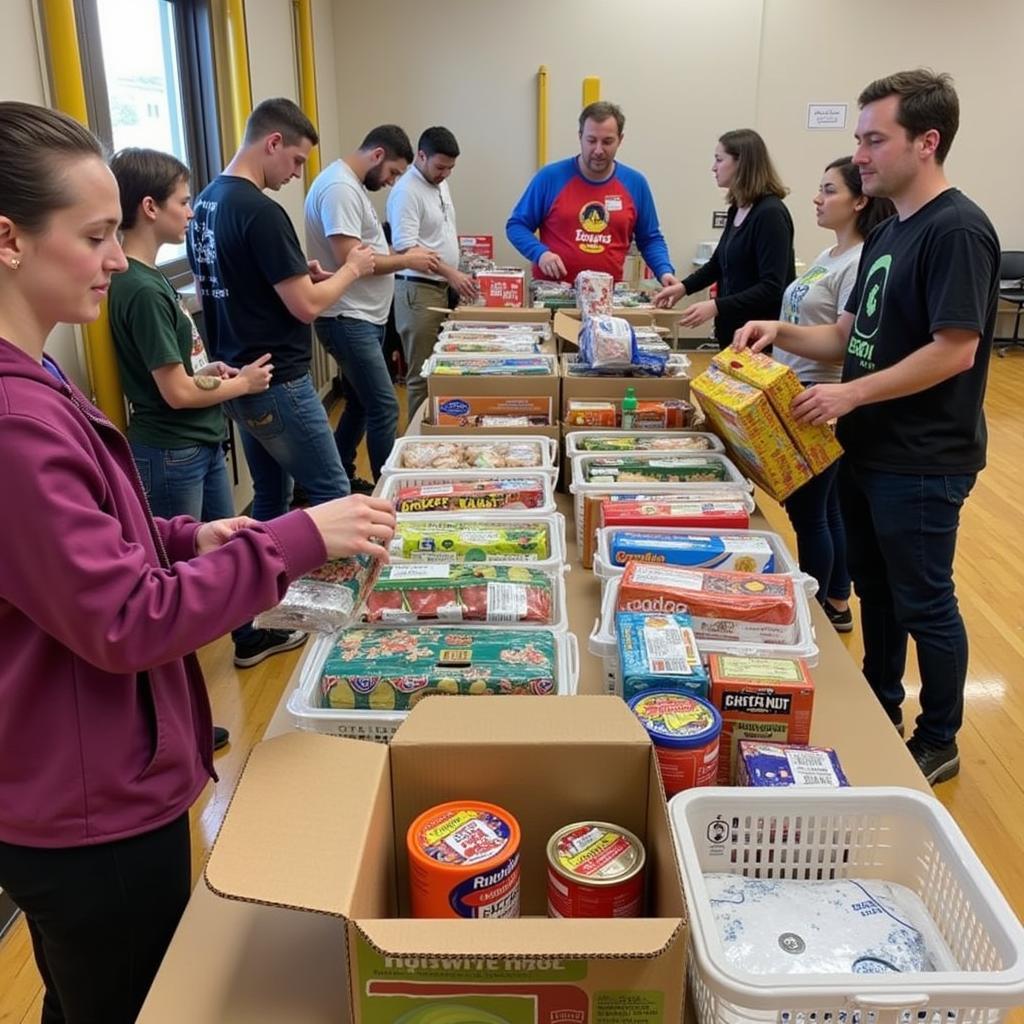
(417, 809, 511, 865)
(632, 692, 717, 741)
(449, 851, 521, 918)
(546, 821, 645, 918)
(553, 825, 639, 880)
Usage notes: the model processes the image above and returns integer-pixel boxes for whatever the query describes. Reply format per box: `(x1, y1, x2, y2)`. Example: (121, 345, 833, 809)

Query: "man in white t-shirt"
(386, 127, 479, 419)
(304, 125, 438, 490)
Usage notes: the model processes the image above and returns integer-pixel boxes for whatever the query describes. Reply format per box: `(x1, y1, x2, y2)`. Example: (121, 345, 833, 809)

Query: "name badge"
(605, 195, 623, 212)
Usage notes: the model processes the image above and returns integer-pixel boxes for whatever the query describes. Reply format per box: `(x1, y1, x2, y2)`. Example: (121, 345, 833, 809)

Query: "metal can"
(407, 800, 521, 919)
(546, 821, 646, 918)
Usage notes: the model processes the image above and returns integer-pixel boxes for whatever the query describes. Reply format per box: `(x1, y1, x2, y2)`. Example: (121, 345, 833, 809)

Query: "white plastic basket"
(669, 786, 1024, 1024)
(423, 352, 557, 377)
(564, 429, 725, 459)
(380, 469, 557, 517)
(287, 629, 579, 742)
(593, 526, 818, 597)
(381, 434, 558, 478)
(588, 574, 819, 694)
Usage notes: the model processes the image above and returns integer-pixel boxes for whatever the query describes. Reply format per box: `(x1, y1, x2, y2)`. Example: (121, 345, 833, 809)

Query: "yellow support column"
(537, 65, 548, 169)
(582, 76, 601, 107)
(211, 0, 253, 159)
(292, 0, 320, 188)
(39, 0, 126, 429)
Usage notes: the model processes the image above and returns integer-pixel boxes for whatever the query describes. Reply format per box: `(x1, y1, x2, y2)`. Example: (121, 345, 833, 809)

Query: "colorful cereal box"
(736, 741, 848, 787)
(616, 611, 708, 700)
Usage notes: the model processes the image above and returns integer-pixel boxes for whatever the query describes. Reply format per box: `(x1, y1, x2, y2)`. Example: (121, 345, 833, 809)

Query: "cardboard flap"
(355, 917, 683, 959)
(554, 311, 582, 345)
(205, 732, 390, 918)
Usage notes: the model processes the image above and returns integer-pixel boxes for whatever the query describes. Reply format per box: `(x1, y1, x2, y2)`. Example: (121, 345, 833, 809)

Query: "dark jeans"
(130, 439, 255, 644)
(0, 813, 191, 1024)
(315, 316, 400, 481)
(839, 462, 976, 744)
(783, 460, 851, 604)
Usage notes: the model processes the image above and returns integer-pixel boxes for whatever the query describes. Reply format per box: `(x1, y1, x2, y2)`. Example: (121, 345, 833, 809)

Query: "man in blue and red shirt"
(506, 101, 679, 299)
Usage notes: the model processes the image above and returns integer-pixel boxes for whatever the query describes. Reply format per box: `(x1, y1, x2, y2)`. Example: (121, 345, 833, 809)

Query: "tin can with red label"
(546, 821, 645, 918)
(407, 800, 521, 919)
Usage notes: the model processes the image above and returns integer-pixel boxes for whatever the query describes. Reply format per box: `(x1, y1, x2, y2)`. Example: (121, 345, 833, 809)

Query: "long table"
(138, 490, 927, 1024)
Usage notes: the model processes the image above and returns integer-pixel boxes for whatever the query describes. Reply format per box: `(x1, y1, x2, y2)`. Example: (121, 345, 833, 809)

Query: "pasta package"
(398, 440, 543, 471)
(584, 455, 728, 484)
(362, 564, 554, 624)
(318, 627, 559, 710)
(394, 479, 545, 513)
(618, 562, 797, 644)
(389, 522, 550, 561)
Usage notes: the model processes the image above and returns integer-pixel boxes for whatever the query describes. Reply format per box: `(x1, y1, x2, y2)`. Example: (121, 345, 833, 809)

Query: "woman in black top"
(655, 130, 794, 348)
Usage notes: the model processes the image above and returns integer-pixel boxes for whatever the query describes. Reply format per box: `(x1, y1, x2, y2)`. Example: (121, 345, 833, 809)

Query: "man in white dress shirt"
(386, 127, 478, 419)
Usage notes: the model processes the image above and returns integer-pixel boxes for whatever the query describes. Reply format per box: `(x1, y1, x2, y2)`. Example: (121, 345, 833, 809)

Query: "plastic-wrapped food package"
(434, 334, 541, 354)
(578, 434, 715, 452)
(389, 521, 550, 561)
(575, 270, 615, 317)
(429, 356, 551, 376)
(617, 611, 709, 699)
(393, 479, 546, 513)
(398, 440, 543, 471)
(585, 455, 728, 483)
(703, 874, 958, 975)
(579, 316, 637, 370)
(609, 532, 775, 572)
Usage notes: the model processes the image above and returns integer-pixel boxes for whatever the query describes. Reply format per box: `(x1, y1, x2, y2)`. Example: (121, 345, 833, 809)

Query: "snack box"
(583, 455, 729, 484)
(432, 395, 553, 426)
(616, 611, 709, 700)
(736, 740, 848, 787)
(565, 400, 618, 427)
(379, 470, 557, 517)
(635, 400, 692, 428)
(708, 653, 815, 784)
(476, 268, 526, 307)
(712, 349, 843, 475)
(382, 435, 558, 476)
(564, 430, 724, 457)
(607, 532, 774, 573)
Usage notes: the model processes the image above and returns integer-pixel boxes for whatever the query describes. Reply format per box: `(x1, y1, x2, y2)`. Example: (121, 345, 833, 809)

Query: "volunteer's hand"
(653, 281, 685, 309)
(196, 361, 237, 380)
(449, 269, 480, 304)
(307, 259, 332, 283)
(344, 244, 375, 278)
(791, 382, 858, 425)
(405, 247, 440, 274)
(196, 516, 260, 555)
(538, 251, 567, 280)
(732, 320, 778, 353)
(302, 494, 397, 560)
(678, 299, 717, 329)
(237, 353, 274, 393)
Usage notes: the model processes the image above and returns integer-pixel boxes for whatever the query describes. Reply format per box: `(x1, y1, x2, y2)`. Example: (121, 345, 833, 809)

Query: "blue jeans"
(315, 316, 399, 481)
(839, 462, 976, 745)
(783, 460, 851, 604)
(224, 373, 349, 521)
(130, 439, 255, 644)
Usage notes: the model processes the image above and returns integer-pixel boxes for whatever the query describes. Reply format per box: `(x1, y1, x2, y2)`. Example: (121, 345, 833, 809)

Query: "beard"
(364, 165, 386, 191)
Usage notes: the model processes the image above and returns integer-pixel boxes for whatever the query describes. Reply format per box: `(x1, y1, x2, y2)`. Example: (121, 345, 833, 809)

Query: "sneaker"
(233, 628, 307, 668)
(906, 734, 960, 785)
(348, 476, 376, 495)
(213, 726, 230, 751)
(822, 600, 853, 633)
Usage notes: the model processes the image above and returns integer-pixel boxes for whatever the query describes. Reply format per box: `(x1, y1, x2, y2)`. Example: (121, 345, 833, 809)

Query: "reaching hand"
(537, 251, 567, 280)
(653, 282, 685, 309)
(195, 516, 260, 555)
(302, 493, 397, 560)
(732, 320, 779, 354)
(237, 353, 274, 393)
(678, 299, 717, 329)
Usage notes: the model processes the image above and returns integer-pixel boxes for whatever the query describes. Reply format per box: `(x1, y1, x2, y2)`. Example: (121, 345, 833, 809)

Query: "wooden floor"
(2, 355, 1024, 1021)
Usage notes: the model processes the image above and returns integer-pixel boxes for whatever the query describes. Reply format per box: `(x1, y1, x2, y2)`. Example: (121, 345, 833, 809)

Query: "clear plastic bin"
(564, 429, 725, 459)
(669, 786, 1024, 1024)
(287, 629, 579, 742)
(588, 574, 819, 694)
(423, 352, 557, 376)
(381, 434, 558, 478)
(380, 469, 558, 517)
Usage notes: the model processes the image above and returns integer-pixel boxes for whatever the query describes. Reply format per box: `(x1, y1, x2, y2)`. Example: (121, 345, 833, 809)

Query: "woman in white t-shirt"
(775, 157, 894, 632)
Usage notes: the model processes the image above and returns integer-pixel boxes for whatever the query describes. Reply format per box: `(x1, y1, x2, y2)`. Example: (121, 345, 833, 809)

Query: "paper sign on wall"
(807, 103, 848, 130)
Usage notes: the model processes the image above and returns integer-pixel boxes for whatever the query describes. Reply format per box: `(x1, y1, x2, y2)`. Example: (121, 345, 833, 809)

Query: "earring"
(10, 258, 20, 269)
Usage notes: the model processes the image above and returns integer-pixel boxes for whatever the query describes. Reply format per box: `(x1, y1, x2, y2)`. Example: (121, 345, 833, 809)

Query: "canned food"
(547, 821, 645, 918)
(407, 800, 521, 919)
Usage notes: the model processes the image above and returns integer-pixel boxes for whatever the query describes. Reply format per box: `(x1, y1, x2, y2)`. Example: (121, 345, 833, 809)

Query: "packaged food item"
(475, 268, 526, 307)
(712, 348, 843, 474)
(620, 386, 637, 429)
(609, 532, 775, 572)
(598, 498, 751, 532)
(574, 270, 615, 317)
(433, 395, 552, 426)
(546, 821, 645, 918)
(617, 563, 798, 645)
(441, 319, 549, 336)
(691, 365, 812, 501)
(394, 479, 545, 513)
(708, 653, 815, 783)
(615, 611, 708, 699)
(577, 433, 716, 452)
(634, 399, 693, 428)
(398, 440, 543, 471)
(389, 522, 550, 562)
(565, 400, 617, 427)
(429, 356, 551, 376)
(584, 455, 728, 484)
(579, 314, 637, 369)
(628, 691, 722, 795)
(318, 627, 559, 710)
(479, 416, 531, 427)
(408, 800, 521, 918)
(736, 740, 848, 787)
(363, 564, 554, 624)
(434, 335, 540, 354)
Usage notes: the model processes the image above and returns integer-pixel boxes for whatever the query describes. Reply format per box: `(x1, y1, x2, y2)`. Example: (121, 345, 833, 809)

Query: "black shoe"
(213, 726, 230, 751)
(348, 476, 375, 495)
(233, 628, 307, 668)
(885, 705, 905, 738)
(822, 600, 853, 633)
(906, 734, 959, 785)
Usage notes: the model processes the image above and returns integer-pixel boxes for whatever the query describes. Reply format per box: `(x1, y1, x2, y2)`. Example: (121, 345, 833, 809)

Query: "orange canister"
(547, 821, 646, 918)
(407, 800, 521, 919)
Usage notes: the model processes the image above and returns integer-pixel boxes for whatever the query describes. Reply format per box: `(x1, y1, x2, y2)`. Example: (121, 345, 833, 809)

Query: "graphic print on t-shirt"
(578, 200, 613, 253)
(782, 265, 828, 324)
(849, 253, 891, 371)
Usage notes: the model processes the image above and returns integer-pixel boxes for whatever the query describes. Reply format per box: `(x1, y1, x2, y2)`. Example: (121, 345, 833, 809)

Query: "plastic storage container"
(381, 435, 559, 478)
(669, 786, 1024, 1024)
(287, 629, 579, 742)
(589, 574, 819, 694)
(380, 469, 558, 517)
(564, 430, 725, 459)
(423, 352, 558, 376)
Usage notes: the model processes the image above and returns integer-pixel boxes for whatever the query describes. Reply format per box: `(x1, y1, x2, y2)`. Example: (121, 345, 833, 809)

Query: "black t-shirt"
(838, 188, 999, 474)
(187, 176, 311, 382)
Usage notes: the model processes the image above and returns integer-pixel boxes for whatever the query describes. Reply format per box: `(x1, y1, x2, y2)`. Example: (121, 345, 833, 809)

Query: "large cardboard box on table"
(205, 697, 688, 1024)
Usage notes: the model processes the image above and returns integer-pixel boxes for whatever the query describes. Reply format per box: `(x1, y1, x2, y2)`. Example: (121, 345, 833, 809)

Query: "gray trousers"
(394, 277, 449, 420)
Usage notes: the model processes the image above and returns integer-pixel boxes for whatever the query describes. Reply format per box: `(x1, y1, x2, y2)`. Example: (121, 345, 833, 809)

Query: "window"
(75, 0, 221, 283)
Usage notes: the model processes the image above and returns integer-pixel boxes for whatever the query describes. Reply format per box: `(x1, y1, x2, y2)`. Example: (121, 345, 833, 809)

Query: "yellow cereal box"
(691, 366, 812, 502)
(711, 350, 843, 475)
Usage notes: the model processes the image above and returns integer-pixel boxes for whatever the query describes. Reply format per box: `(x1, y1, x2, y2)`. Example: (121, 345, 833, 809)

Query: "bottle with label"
(621, 386, 637, 429)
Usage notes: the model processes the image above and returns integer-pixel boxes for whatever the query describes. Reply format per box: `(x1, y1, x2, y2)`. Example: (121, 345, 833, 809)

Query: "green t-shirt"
(109, 258, 226, 448)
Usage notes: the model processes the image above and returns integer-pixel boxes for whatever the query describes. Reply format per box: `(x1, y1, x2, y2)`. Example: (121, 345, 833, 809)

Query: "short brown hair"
(858, 69, 959, 164)
(243, 97, 318, 147)
(110, 148, 189, 230)
(719, 129, 788, 208)
(579, 102, 624, 136)
(0, 101, 105, 233)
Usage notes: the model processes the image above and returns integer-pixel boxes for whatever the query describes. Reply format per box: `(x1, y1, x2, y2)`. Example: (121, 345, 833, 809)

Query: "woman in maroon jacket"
(0, 102, 396, 1024)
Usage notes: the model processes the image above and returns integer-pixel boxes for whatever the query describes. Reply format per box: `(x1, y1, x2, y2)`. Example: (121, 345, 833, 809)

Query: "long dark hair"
(825, 156, 896, 237)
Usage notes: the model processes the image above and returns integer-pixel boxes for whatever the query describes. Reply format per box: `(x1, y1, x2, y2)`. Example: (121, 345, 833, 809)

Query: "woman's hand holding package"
(303, 494, 397, 560)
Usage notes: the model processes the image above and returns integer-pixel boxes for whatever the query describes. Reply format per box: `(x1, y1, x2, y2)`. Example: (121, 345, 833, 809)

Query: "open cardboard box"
(205, 697, 687, 1024)
(427, 357, 561, 428)
(420, 419, 562, 444)
(432, 306, 553, 327)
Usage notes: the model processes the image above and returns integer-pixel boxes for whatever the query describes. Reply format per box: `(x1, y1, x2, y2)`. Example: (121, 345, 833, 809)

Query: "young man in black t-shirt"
(733, 70, 999, 786)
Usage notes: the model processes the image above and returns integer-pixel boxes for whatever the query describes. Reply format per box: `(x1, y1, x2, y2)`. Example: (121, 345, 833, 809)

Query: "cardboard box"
(432, 395, 554, 426)
(432, 306, 552, 329)
(711, 350, 842, 474)
(421, 420, 562, 445)
(691, 366, 812, 502)
(477, 269, 526, 308)
(560, 356, 690, 419)
(205, 697, 688, 1024)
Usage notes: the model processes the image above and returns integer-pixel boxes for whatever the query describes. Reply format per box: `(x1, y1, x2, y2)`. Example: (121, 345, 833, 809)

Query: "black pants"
(0, 813, 191, 1024)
